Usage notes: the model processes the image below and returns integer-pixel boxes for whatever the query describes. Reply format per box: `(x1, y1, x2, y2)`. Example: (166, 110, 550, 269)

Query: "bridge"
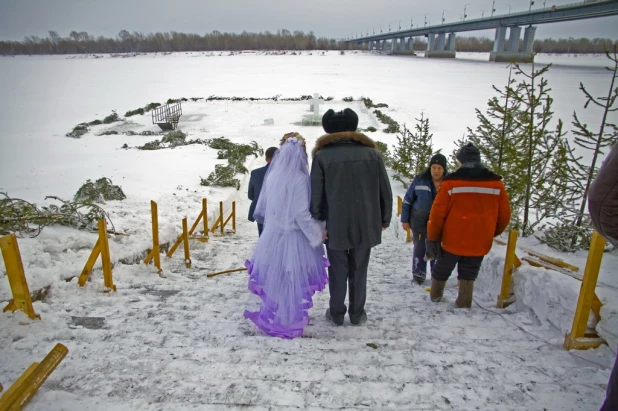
(345, 0, 618, 62)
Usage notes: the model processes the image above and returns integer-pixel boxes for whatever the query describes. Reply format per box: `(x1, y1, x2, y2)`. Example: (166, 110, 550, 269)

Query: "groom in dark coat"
(310, 108, 393, 326)
(248, 146, 278, 236)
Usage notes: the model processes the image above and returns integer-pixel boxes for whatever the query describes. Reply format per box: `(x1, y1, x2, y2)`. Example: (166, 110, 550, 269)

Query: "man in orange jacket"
(425, 143, 511, 308)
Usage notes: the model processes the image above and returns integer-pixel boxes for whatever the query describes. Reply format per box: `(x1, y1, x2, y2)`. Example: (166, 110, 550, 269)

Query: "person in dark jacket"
(588, 143, 618, 411)
(248, 146, 278, 236)
(310, 108, 393, 326)
(426, 143, 511, 308)
(401, 153, 447, 284)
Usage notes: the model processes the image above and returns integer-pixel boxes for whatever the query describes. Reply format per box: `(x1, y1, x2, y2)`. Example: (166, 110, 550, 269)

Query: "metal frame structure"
(152, 101, 182, 130)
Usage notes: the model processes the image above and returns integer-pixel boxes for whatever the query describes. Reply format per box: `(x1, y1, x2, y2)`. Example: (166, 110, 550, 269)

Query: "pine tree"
(540, 47, 618, 251)
(449, 136, 466, 171)
(511, 63, 566, 237)
(467, 65, 525, 229)
(569, 47, 618, 244)
(391, 113, 434, 188)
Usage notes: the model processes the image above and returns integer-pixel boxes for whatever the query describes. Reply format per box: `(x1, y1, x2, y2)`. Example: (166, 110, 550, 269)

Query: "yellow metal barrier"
(167, 199, 210, 261)
(144, 201, 163, 275)
(0, 234, 40, 320)
(78, 219, 116, 292)
(564, 230, 607, 350)
(210, 201, 236, 235)
(0, 343, 68, 411)
(497, 230, 519, 308)
(182, 218, 190, 268)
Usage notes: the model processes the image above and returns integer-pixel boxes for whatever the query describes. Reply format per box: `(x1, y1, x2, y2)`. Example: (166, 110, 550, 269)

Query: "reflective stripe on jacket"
(427, 165, 511, 257)
(400, 170, 439, 234)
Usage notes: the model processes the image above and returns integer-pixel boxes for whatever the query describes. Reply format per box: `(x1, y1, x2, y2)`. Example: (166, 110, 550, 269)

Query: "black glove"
(425, 239, 442, 261)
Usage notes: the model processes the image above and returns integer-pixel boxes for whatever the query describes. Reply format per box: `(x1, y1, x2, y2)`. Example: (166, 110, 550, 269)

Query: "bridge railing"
(354, 0, 610, 40)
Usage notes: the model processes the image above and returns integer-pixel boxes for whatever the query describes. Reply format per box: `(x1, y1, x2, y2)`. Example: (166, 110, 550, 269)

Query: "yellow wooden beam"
(0, 363, 38, 410)
(98, 220, 116, 292)
(207, 267, 247, 278)
(497, 230, 518, 309)
(182, 218, 191, 269)
(210, 215, 222, 233)
(219, 201, 224, 235)
(0, 234, 39, 320)
(564, 334, 606, 351)
(202, 198, 209, 237)
(143, 201, 163, 274)
(232, 201, 236, 232)
(397, 196, 402, 217)
(0, 343, 68, 410)
(524, 248, 579, 272)
(564, 230, 607, 350)
(78, 238, 101, 287)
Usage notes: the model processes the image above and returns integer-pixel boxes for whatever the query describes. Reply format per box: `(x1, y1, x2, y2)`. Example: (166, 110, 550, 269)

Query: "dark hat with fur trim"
(457, 143, 481, 164)
(322, 108, 359, 134)
(429, 153, 447, 171)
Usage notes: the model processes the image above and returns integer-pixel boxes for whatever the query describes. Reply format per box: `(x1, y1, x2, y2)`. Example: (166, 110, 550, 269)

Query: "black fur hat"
(322, 108, 359, 134)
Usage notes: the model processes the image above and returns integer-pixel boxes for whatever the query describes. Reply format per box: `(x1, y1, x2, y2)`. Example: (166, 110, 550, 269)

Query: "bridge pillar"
(490, 26, 534, 63)
(407, 37, 414, 51)
(522, 26, 537, 52)
(382, 40, 387, 51)
(507, 27, 522, 52)
(391, 38, 397, 52)
(492, 27, 507, 53)
(447, 33, 456, 51)
(426, 32, 456, 58)
(437, 33, 446, 51)
(427, 34, 436, 52)
(392, 37, 415, 55)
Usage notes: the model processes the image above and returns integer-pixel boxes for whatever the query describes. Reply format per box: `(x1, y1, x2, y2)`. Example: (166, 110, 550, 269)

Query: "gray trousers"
(326, 246, 371, 323)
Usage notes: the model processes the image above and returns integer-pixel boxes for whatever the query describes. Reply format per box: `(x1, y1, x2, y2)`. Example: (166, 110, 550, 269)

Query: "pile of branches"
(0, 178, 125, 238)
(0, 193, 117, 238)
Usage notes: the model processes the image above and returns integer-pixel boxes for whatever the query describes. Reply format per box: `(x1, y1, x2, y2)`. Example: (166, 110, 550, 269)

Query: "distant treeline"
(0, 30, 616, 55)
(0, 30, 344, 55)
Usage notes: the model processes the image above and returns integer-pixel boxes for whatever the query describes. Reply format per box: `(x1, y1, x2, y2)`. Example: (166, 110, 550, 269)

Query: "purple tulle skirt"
(244, 228, 329, 339)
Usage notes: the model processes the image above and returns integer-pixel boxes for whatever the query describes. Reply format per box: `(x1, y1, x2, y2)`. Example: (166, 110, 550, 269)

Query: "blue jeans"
(412, 232, 434, 280)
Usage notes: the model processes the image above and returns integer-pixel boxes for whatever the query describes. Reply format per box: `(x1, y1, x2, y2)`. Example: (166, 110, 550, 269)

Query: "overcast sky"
(0, 0, 617, 41)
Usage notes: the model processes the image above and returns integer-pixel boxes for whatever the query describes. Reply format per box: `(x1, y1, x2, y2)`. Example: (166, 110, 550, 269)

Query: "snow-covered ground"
(1, 51, 617, 410)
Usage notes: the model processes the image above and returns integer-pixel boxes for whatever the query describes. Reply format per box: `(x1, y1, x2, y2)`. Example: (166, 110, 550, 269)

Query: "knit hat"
(429, 153, 447, 171)
(456, 143, 481, 164)
(322, 108, 359, 134)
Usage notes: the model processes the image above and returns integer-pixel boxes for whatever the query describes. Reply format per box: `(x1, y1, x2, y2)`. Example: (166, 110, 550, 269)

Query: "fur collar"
(312, 132, 376, 156)
(444, 165, 502, 181)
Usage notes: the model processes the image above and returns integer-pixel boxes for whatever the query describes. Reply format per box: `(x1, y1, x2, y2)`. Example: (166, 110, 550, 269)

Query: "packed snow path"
(1, 187, 610, 411)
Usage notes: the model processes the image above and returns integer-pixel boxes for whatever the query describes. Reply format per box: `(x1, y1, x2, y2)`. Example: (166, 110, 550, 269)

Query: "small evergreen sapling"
(391, 113, 433, 188)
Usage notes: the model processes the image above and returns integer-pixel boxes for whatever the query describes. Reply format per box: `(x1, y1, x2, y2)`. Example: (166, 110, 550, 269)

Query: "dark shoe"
(350, 311, 367, 326)
(430, 278, 446, 302)
(456, 280, 474, 308)
(325, 308, 344, 326)
(413, 273, 426, 285)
